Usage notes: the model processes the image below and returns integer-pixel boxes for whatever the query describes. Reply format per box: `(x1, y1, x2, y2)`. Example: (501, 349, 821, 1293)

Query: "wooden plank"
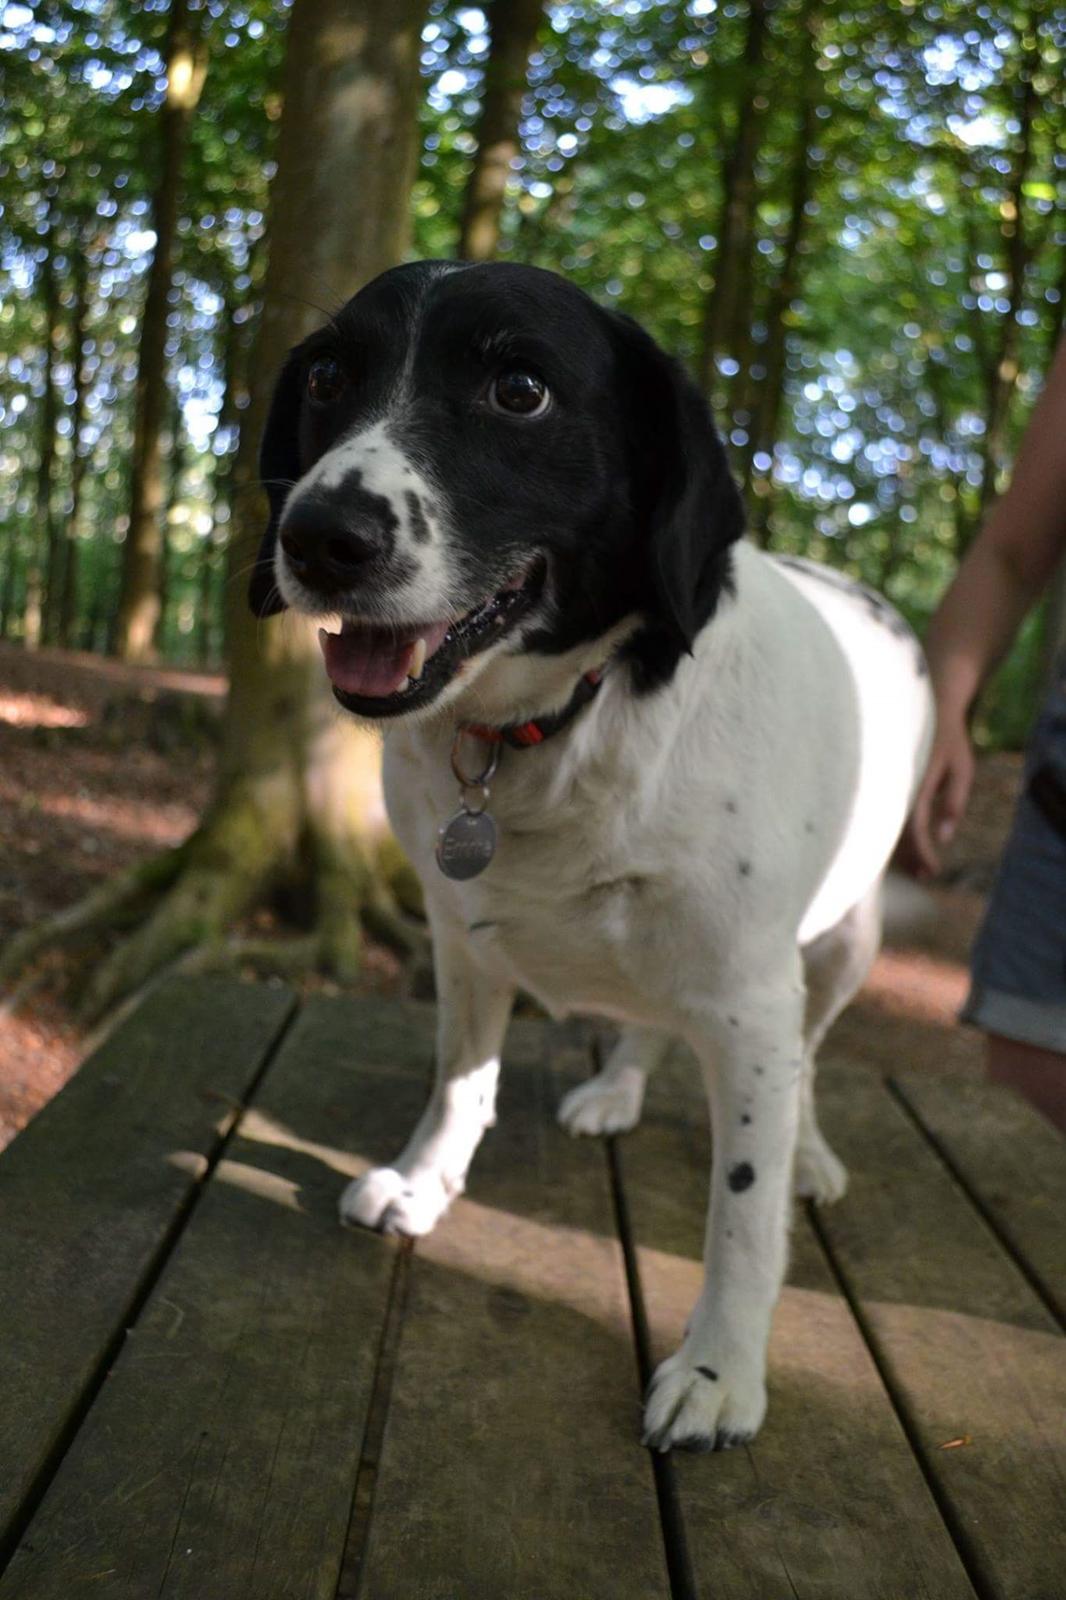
(815, 1058, 1066, 1600)
(356, 1019, 671, 1600)
(0, 994, 428, 1600)
(620, 1045, 977, 1600)
(0, 977, 296, 1558)
(889, 1068, 1066, 1326)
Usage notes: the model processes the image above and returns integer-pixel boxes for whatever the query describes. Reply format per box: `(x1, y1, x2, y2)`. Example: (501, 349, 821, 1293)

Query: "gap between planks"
(606, 1128, 700, 1600)
(806, 1201, 995, 1600)
(884, 1076, 1066, 1335)
(334, 1241, 414, 1600)
(0, 993, 301, 1584)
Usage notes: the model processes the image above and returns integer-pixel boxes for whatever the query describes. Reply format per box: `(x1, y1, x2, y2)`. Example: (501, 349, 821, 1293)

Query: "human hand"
(898, 719, 976, 879)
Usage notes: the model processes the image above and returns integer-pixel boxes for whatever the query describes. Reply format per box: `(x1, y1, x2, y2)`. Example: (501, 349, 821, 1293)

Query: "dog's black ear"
(248, 350, 304, 618)
(608, 311, 744, 652)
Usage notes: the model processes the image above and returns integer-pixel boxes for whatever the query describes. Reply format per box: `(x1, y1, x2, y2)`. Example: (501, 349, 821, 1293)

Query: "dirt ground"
(0, 640, 1025, 1149)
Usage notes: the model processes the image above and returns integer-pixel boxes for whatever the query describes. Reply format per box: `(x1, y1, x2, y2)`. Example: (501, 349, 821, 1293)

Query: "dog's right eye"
(307, 356, 347, 408)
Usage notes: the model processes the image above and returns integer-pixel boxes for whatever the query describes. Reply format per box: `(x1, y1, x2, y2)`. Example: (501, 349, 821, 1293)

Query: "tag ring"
(451, 729, 500, 788)
(460, 783, 492, 816)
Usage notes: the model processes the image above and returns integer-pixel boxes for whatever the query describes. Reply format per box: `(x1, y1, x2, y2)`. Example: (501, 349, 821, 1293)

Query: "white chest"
(383, 730, 700, 1023)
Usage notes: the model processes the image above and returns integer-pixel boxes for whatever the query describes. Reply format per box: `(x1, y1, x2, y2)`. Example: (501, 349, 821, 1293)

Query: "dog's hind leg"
(340, 923, 513, 1237)
(557, 1025, 669, 1137)
(793, 881, 883, 1203)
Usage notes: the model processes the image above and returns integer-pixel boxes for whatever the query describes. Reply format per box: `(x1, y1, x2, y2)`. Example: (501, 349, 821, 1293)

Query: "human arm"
(904, 338, 1066, 877)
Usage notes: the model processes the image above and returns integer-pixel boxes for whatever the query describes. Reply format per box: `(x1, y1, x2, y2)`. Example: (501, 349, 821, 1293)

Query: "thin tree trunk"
(113, 0, 207, 662)
(59, 238, 93, 648)
(198, 293, 246, 662)
(1047, 242, 1066, 365)
(747, 0, 818, 544)
(158, 389, 186, 651)
(457, 0, 544, 261)
(976, 30, 1038, 525)
(0, 543, 19, 640)
(696, 0, 770, 396)
(25, 199, 59, 650)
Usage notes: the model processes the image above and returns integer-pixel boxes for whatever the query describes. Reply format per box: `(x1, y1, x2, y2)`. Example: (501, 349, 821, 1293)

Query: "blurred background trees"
(1, 0, 1064, 1001)
(3, 0, 1063, 713)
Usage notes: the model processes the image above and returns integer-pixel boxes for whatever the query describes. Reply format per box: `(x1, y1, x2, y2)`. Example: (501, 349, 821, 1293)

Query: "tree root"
(1, 780, 422, 1028)
(173, 935, 322, 982)
(76, 789, 296, 1023)
(0, 846, 187, 989)
(360, 890, 429, 962)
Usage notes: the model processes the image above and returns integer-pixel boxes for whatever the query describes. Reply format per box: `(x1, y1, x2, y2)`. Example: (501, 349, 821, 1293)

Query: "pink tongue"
(319, 620, 450, 699)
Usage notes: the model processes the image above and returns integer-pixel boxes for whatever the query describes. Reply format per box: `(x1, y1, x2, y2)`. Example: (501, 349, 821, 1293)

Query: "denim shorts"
(962, 659, 1066, 1051)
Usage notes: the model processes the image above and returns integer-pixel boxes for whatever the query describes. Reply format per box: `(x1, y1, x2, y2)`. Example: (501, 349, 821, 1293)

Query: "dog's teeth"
(408, 636, 427, 680)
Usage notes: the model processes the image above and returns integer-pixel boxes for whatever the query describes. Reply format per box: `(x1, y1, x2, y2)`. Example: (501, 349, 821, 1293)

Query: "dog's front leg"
(340, 926, 513, 1237)
(643, 970, 803, 1452)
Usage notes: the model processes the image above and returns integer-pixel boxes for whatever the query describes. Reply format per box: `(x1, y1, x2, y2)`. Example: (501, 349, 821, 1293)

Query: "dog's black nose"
(279, 495, 393, 592)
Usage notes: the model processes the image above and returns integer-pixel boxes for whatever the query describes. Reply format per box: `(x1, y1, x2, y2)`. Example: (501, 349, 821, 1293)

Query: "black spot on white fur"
(728, 1162, 756, 1192)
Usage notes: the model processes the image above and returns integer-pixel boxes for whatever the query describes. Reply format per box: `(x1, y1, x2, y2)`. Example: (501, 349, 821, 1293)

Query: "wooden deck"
(1, 978, 1064, 1599)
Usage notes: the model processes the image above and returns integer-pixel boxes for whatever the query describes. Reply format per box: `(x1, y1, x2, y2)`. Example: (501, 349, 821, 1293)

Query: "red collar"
(463, 667, 606, 749)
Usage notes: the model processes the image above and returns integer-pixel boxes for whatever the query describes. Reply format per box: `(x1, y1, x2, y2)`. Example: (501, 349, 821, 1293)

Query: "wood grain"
(0, 995, 426, 1599)
(0, 977, 295, 1557)
(816, 1058, 1066, 1600)
(889, 1067, 1066, 1326)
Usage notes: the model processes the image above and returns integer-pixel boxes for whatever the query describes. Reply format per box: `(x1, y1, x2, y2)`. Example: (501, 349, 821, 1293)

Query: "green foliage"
(1, 0, 1064, 737)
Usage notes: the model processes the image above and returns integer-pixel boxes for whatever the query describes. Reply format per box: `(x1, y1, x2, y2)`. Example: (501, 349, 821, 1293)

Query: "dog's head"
(250, 261, 743, 722)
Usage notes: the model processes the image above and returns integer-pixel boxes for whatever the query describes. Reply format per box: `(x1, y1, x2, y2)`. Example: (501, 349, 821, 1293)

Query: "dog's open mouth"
(318, 556, 547, 718)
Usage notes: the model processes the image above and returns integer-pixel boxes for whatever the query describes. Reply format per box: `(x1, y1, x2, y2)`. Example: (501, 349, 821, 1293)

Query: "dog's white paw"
(339, 1166, 455, 1237)
(642, 1349, 767, 1453)
(793, 1132, 848, 1204)
(557, 1067, 646, 1137)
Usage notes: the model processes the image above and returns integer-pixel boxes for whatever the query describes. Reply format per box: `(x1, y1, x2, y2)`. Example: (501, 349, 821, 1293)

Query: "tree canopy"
(2, 0, 1064, 739)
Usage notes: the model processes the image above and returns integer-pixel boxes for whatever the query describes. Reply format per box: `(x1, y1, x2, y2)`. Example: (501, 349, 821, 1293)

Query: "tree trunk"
(58, 236, 93, 649)
(696, 0, 770, 397)
(457, 0, 544, 261)
(159, 389, 186, 650)
(209, 0, 432, 970)
(9, 0, 433, 1019)
(975, 31, 1038, 526)
(24, 200, 59, 650)
(198, 294, 248, 662)
(0, 543, 19, 640)
(113, 0, 207, 663)
(747, 0, 818, 544)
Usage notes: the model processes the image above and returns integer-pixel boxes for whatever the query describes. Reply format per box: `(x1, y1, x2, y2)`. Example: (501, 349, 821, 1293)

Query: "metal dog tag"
(436, 807, 497, 880)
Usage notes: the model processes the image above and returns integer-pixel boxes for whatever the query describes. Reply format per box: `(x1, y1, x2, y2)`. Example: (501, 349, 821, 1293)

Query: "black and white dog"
(250, 261, 933, 1452)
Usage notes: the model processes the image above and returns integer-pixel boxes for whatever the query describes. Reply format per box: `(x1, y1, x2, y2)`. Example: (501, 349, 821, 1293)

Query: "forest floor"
(0, 640, 1027, 1149)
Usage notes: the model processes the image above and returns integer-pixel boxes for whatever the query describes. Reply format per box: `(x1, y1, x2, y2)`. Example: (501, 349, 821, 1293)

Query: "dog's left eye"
(489, 370, 550, 417)
(307, 355, 347, 408)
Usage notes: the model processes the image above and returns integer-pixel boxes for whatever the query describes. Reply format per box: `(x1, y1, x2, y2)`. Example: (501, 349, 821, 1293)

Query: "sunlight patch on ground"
(0, 692, 90, 730)
(32, 789, 199, 846)
(238, 1106, 368, 1180)
(861, 948, 969, 1027)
